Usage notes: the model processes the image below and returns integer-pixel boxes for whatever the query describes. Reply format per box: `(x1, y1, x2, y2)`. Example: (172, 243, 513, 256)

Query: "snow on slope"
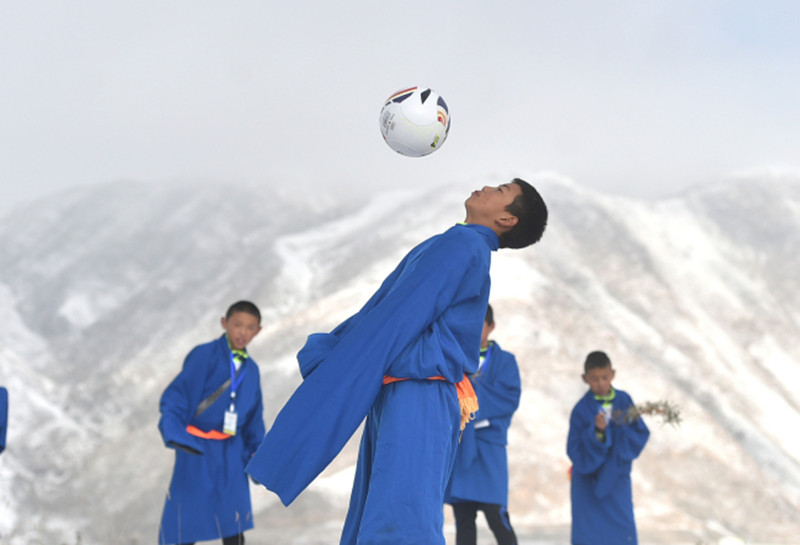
(0, 174, 799, 544)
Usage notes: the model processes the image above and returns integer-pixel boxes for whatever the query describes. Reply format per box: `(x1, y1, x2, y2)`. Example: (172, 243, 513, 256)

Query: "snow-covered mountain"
(1, 174, 799, 545)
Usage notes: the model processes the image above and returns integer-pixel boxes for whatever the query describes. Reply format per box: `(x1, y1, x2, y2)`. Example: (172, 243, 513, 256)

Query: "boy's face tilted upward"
(464, 182, 522, 235)
(582, 365, 615, 397)
(221, 311, 262, 350)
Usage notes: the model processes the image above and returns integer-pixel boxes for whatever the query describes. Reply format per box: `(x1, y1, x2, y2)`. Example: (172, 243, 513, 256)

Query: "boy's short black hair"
(498, 178, 548, 249)
(584, 350, 612, 372)
(485, 304, 494, 326)
(226, 300, 261, 323)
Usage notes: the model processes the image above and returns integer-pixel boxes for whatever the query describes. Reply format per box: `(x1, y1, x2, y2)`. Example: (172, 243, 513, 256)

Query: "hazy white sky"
(2, 1, 799, 208)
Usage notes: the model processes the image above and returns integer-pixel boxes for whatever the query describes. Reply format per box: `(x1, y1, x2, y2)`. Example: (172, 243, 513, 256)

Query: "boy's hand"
(594, 411, 608, 431)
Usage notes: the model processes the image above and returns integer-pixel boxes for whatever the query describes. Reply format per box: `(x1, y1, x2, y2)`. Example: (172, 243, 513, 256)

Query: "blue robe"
(246, 223, 499, 544)
(445, 341, 521, 507)
(158, 335, 265, 544)
(567, 388, 649, 545)
(0, 387, 7, 454)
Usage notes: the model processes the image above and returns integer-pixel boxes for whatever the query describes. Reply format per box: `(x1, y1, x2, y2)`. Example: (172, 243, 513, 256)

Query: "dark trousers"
(178, 534, 244, 545)
(452, 502, 517, 545)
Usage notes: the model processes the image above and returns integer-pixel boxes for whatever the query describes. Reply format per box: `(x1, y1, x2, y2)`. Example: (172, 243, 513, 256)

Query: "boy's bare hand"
(595, 412, 608, 431)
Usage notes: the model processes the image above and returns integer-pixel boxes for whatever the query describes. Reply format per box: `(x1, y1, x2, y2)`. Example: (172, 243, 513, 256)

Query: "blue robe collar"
(458, 223, 500, 251)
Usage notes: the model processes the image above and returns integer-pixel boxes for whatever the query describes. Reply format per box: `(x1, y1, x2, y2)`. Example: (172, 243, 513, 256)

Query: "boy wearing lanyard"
(446, 304, 522, 545)
(567, 351, 650, 545)
(158, 301, 265, 545)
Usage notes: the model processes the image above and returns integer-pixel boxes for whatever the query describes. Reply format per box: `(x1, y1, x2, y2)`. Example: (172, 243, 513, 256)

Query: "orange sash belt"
(186, 425, 232, 440)
(382, 374, 479, 432)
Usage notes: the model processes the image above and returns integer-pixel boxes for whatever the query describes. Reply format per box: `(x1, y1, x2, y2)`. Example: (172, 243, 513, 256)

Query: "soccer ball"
(379, 86, 450, 157)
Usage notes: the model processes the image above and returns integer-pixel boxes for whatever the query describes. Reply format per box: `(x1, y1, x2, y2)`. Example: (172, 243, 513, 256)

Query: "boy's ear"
(220, 316, 227, 329)
(495, 214, 518, 231)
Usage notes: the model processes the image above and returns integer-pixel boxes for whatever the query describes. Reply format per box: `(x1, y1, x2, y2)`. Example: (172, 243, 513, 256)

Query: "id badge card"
(601, 406, 613, 424)
(223, 409, 238, 436)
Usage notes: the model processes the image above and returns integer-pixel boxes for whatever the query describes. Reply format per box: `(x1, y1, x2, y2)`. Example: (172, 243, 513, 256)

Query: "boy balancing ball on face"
(567, 351, 650, 545)
(158, 301, 265, 545)
(246, 179, 548, 545)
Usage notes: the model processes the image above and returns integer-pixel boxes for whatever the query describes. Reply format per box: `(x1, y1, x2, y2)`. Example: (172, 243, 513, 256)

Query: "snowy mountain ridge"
(1, 174, 799, 544)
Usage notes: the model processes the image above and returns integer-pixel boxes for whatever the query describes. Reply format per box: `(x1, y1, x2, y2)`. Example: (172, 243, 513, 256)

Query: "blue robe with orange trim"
(0, 386, 7, 454)
(246, 223, 499, 545)
(567, 388, 649, 545)
(445, 341, 521, 507)
(158, 335, 265, 544)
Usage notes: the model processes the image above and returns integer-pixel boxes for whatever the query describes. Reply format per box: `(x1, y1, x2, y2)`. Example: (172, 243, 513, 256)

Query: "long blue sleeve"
(472, 344, 521, 425)
(158, 345, 209, 454)
(0, 387, 7, 454)
(247, 224, 498, 506)
(240, 376, 266, 459)
(445, 343, 520, 506)
(567, 393, 611, 476)
(567, 388, 650, 545)
(612, 402, 649, 463)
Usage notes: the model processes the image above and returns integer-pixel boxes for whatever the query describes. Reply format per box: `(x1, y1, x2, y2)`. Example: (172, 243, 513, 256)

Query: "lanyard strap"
(476, 342, 494, 375)
(229, 353, 246, 399)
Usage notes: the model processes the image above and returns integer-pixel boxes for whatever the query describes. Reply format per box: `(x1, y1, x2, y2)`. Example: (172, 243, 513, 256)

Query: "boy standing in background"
(158, 301, 266, 545)
(567, 351, 649, 545)
(446, 304, 521, 545)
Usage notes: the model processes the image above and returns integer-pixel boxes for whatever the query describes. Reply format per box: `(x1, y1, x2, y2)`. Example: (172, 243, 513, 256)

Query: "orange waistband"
(382, 374, 478, 432)
(382, 375, 446, 385)
(186, 425, 232, 440)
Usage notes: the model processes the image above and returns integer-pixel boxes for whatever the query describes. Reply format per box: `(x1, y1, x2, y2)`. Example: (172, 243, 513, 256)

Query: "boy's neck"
(463, 218, 505, 238)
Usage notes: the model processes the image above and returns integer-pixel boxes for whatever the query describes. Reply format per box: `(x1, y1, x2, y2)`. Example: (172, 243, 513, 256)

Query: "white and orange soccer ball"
(379, 86, 450, 157)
